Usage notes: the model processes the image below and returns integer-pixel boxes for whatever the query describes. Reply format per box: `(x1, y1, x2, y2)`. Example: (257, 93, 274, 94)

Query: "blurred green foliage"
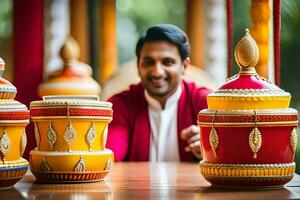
(116, 0, 186, 64)
(0, 0, 12, 39)
(281, 0, 300, 109)
(232, 0, 251, 75)
(0, 0, 12, 80)
(282, 0, 300, 175)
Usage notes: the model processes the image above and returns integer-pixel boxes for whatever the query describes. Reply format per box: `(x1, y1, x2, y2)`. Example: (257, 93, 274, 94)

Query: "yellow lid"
(38, 37, 101, 97)
(207, 29, 290, 110)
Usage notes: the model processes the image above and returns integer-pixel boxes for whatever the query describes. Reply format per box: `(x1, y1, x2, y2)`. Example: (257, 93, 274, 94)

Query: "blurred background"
(0, 0, 300, 104)
(1, 0, 300, 164)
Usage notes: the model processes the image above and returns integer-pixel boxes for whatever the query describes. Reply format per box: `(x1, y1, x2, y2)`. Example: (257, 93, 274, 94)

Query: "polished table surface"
(2, 162, 300, 200)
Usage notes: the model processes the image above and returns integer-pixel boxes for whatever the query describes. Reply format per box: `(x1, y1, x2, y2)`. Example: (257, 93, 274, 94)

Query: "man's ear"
(182, 57, 190, 75)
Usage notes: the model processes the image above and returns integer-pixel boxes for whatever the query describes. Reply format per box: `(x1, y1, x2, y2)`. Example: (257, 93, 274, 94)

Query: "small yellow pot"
(0, 58, 30, 188)
(30, 95, 114, 183)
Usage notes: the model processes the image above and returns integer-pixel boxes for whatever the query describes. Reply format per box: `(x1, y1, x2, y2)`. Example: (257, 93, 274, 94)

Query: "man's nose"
(150, 64, 164, 77)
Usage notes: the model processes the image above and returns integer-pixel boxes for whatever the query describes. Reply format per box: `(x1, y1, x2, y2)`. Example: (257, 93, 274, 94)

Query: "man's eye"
(142, 60, 154, 66)
(163, 60, 175, 66)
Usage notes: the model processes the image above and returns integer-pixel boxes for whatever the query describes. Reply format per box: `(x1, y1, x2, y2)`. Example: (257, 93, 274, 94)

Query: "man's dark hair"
(135, 24, 190, 61)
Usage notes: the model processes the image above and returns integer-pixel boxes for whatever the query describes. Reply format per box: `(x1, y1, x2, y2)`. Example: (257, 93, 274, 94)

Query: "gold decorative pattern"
(20, 130, 27, 156)
(32, 171, 109, 182)
(30, 149, 114, 182)
(207, 96, 291, 111)
(0, 157, 28, 167)
(64, 121, 77, 151)
(74, 156, 87, 172)
(290, 127, 298, 152)
(40, 159, 51, 172)
(198, 121, 298, 128)
(34, 122, 41, 150)
(209, 127, 219, 158)
(199, 108, 298, 115)
(102, 125, 108, 149)
(224, 74, 238, 83)
(210, 88, 289, 96)
(198, 113, 298, 123)
(0, 131, 10, 161)
(0, 162, 28, 188)
(47, 123, 57, 150)
(85, 122, 96, 151)
(31, 97, 112, 107)
(256, 75, 273, 84)
(105, 158, 113, 171)
(249, 127, 262, 158)
(199, 161, 295, 177)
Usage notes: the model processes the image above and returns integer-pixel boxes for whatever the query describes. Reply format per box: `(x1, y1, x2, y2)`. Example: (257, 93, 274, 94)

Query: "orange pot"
(30, 95, 114, 183)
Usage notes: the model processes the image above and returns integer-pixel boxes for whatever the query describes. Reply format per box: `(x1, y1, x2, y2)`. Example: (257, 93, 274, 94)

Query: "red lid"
(219, 29, 279, 90)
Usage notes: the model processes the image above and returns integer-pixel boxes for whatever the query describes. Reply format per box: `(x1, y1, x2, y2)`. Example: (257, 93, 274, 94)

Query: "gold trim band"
(31, 101, 112, 108)
(199, 161, 295, 177)
(0, 120, 29, 125)
(31, 116, 112, 121)
(33, 171, 109, 183)
(30, 149, 113, 156)
(199, 108, 297, 115)
(198, 121, 298, 127)
(209, 89, 290, 97)
(0, 158, 29, 168)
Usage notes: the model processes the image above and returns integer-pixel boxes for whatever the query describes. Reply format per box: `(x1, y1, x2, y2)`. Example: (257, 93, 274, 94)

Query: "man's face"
(137, 41, 188, 98)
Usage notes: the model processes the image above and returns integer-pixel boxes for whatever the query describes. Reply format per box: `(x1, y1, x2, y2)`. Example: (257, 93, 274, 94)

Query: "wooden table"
(1, 162, 300, 199)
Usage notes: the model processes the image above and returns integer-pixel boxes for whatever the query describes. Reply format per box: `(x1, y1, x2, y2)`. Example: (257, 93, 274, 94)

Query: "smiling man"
(106, 24, 212, 162)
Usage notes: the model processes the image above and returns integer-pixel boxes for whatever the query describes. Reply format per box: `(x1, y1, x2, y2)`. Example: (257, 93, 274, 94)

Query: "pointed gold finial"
(59, 36, 80, 63)
(234, 29, 259, 74)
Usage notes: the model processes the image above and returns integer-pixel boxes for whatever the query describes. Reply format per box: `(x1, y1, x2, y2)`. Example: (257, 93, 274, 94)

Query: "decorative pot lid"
(207, 29, 290, 110)
(30, 95, 113, 119)
(198, 108, 298, 127)
(0, 58, 29, 122)
(0, 58, 17, 100)
(38, 37, 101, 97)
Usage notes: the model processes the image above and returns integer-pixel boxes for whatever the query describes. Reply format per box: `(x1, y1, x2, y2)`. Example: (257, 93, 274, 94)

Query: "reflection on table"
(1, 162, 300, 200)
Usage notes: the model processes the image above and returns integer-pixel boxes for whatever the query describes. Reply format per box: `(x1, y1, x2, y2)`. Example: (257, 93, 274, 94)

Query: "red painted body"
(200, 126, 295, 164)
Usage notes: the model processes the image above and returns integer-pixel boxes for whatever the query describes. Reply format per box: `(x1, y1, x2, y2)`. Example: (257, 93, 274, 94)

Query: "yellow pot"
(30, 95, 114, 183)
(0, 58, 30, 188)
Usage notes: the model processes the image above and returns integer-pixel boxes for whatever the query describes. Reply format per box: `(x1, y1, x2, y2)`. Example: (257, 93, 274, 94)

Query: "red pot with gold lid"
(198, 29, 298, 188)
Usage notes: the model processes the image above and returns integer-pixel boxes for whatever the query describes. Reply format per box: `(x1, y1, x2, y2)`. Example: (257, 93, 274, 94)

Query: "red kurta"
(106, 80, 211, 161)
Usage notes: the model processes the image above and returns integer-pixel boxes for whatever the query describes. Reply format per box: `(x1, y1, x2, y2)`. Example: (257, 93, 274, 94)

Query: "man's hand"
(180, 125, 202, 159)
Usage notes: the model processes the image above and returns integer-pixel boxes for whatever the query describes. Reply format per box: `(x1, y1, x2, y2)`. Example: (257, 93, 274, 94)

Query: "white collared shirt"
(145, 86, 182, 162)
